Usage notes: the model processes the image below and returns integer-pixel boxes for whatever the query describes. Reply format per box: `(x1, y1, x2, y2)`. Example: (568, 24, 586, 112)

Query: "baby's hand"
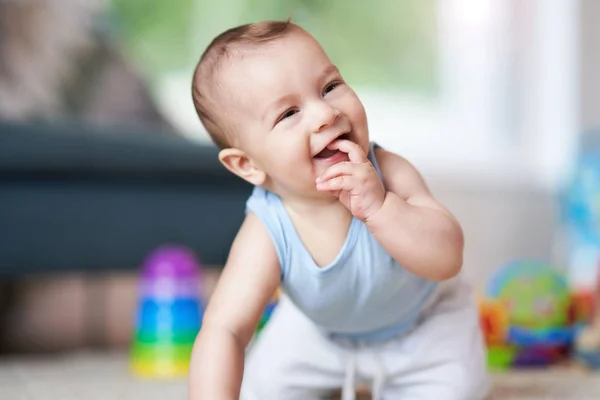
(316, 140, 386, 221)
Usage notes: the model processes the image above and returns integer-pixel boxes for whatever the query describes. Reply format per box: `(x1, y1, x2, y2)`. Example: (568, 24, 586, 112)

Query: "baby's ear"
(218, 148, 266, 186)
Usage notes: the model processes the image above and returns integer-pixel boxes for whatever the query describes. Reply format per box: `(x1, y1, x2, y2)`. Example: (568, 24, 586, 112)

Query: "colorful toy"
(574, 265, 600, 369)
(479, 259, 579, 369)
(562, 153, 600, 301)
(561, 145, 600, 369)
(478, 298, 515, 370)
(479, 298, 510, 346)
(130, 245, 204, 378)
(563, 153, 600, 246)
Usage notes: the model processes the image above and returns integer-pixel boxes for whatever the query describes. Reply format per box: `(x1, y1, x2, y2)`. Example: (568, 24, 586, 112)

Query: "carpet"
(1, 352, 600, 399)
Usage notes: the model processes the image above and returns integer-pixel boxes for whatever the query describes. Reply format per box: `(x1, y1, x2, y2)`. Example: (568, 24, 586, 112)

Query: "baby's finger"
(327, 140, 367, 163)
(316, 174, 356, 192)
(316, 162, 355, 183)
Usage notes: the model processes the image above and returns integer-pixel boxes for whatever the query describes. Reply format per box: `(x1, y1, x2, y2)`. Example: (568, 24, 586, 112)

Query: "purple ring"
(141, 245, 203, 280)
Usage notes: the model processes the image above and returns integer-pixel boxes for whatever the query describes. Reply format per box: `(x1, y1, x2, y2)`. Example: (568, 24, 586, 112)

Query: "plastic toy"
(130, 245, 204, 378)
(562, 153, 600, 303)
(478, 298, 515, 369)
(561, 142, 600, 369)
(479, 259, 578, 369)
(563, 153, 600, 245)
(574, 265, 600, 369)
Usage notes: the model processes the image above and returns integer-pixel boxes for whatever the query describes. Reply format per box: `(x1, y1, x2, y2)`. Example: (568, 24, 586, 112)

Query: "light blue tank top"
(245, 142, 437, 341)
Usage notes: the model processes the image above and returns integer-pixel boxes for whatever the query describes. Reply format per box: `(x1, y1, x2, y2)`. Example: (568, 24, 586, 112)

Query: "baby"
(189, 20, 489, 400)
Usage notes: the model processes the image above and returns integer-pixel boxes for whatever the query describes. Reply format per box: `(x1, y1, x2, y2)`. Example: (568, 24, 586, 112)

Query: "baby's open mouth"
(314, 133, 350, 159)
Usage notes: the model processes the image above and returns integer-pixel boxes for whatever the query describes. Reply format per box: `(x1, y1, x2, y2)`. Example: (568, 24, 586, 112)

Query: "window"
(110, 0, 579, 190)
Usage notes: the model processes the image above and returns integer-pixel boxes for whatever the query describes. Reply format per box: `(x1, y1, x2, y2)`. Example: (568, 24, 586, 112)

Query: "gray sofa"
(0, 122, 251, 276)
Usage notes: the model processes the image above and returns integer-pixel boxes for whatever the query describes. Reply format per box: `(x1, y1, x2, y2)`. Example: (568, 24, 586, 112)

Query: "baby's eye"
(276, 108, 298, 124)
(322, 81, 340, 96)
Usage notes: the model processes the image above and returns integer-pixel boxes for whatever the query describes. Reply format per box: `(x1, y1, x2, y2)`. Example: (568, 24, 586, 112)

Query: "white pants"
(241, 278, 490, 400)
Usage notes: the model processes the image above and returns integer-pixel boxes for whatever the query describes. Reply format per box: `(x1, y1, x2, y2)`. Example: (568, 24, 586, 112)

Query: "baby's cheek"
(345, 89, 367, 114)
(279, 152, 311, 176)
(353, 102, 368, 127)
(346, 100, 368, 132)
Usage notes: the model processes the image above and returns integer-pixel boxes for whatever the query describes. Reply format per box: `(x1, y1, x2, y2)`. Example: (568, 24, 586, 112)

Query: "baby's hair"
(191, 19, 296, 149)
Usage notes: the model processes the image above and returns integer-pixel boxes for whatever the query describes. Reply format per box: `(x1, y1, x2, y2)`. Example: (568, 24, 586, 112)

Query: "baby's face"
(221, 30, 369, 199)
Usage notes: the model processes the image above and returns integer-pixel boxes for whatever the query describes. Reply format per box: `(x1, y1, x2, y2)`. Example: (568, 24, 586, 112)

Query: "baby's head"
(192, 20, 369, 200)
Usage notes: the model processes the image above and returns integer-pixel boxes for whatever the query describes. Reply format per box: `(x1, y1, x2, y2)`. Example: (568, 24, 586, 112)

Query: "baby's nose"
(313, 103, 341, 132)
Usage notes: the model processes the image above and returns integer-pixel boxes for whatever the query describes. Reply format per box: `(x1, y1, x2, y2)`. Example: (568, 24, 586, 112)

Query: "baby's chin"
(309, 187, 341, 203)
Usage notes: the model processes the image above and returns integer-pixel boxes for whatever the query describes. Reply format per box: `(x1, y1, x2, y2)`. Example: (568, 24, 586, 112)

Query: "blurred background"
(1, 0, 599, 398)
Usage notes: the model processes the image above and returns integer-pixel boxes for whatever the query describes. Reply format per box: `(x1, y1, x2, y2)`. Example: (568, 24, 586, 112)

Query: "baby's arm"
(367, 147, 464, 281)
(188, 212, 280, 400)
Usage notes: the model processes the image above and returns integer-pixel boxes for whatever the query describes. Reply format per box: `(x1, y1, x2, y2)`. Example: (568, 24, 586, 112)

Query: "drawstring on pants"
(341, 351, 356, 400)
(371, 350, 387, 400)
(339, 343, 387, 400)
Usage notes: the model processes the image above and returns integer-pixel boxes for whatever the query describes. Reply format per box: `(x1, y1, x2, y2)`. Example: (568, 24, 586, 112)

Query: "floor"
(1, 352, 600, 399)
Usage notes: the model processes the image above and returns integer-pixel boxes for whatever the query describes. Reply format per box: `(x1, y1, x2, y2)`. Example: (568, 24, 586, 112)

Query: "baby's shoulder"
(372, 145, 407, 168)
(371, 145, 430, 199)
(372, 146, 412, 177)
(246, 185, 279, 209)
